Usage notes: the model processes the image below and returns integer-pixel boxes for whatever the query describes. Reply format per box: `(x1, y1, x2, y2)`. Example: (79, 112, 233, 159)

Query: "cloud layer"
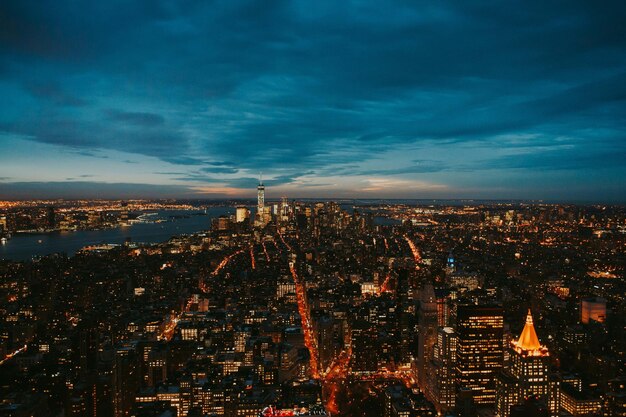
(0, 0, 625, 201)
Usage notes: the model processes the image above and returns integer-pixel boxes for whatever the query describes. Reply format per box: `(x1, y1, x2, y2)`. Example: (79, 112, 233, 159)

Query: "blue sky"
(0, 0, 625, 201)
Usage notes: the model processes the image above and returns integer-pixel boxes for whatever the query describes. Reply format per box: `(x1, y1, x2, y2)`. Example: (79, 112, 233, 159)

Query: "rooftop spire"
(515, 309, 541, 352)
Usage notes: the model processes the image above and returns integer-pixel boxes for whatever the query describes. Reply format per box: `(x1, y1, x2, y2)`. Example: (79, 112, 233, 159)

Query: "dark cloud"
(67, 150, 110, 159)
(106, 109, 165, 127)
(199, 167, 239, 174)
(161, 156, 210, 166)
(480, 148, 626, 171)
(23, 81, 86, 106)
(0, 0, 625, 200)
(0, 181, 198, 199)
(1, 117, 190, 161)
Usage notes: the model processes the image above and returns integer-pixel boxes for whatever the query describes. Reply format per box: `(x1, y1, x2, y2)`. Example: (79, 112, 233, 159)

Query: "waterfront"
(0, 207, 233, 261)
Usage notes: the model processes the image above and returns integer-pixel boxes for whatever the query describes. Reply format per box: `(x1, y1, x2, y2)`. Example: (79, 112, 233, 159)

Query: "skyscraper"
(113, 345, 140, 417)
(496, 310, 550, 417)
(257, 175, 265, 218)
(236, 206, 250, 223)
(580, 297, 607, 324)
(427, 326, 458, 413)
(255, 174, 266, 227)
(456, 304, 504, 406)
(417, 283, 438, 390)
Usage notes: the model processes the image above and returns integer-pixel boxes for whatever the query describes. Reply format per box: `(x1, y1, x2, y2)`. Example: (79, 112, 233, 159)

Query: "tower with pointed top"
(257, 173, 265, 215)
(496, 310, 551, 417)
(255, 173, 266, 227)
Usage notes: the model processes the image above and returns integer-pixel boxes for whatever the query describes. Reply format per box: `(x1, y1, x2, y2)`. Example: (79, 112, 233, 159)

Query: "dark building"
(455, 304, 504, 406)
(417, 283, 438, 391)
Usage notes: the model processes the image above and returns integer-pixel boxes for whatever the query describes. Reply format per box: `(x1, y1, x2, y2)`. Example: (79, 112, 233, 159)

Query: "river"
(0, 207, 234, 261)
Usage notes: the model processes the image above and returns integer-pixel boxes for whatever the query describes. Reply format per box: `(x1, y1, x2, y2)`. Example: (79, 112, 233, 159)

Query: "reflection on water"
(0, 208, 233, 261)
(0, 207, 398, 261)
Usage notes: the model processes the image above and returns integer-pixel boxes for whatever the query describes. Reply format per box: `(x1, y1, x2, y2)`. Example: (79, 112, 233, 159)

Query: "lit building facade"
(426, 326, 457, 413)
(496, 310, 550, 417)
(417, 283, 438, 390)
(455, 304, 504, 406)
(580, 297, 607, 324)
(236, 206, 250, 223)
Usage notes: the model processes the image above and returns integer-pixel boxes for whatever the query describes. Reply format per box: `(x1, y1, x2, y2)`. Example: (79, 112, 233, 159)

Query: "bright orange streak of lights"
(199, 250, 244, 292)
(325, 383, 340, 415)
(290, 263, 320, 379)
(383, 237, 389, 251)
(379, 272, 392, 293)
(211, 250, 244, 276)
(261, 241, 270, 262)
(158, 315, 180, 341)
(323, 346, 352, 414)
(162, 249, 244, 340)
(0, 345, 27, 366)
(250, 246, 256, 270)
(278, 231, 292, 252)
(403, 235, 421, 270)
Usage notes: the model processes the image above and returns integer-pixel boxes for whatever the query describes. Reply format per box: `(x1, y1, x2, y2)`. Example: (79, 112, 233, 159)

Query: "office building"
(496, 310, 550, 417)
(455, 304, 504, 406)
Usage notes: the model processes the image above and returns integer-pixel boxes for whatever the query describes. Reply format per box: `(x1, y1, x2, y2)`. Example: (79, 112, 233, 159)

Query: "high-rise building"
(279, 196, 290, 223)
(417, 283, 438, 390)
(236, 206, 250, 223)
(315, 315, 335, 372)
(254, 175, 267, 228)
(217, 215, 231, 231)
(496, 310, 550, 417)
(580, 297, 607, 324)
(113, 345, 140, 417)
(350, 320, 378, 374)
(257, 177, 265, 218)
(455, 304, 504, 406)
(0, 215, 7, 231)
(435, 288, 451, 327)
(427, 327, 457, 413)
(603, 378, 626, 417)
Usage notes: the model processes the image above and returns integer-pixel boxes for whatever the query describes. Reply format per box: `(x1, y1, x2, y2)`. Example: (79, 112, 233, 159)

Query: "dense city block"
(0, 194, 624, 417)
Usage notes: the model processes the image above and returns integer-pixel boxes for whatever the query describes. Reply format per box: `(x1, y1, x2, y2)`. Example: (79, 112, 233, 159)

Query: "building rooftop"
(513, 309, 549, 357)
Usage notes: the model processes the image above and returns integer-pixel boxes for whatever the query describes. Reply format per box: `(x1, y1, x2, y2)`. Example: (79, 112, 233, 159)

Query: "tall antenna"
(259, 172, 263, 185)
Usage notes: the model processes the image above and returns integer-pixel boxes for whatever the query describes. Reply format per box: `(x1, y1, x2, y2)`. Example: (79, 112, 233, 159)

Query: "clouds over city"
(0, 0, 625, 200)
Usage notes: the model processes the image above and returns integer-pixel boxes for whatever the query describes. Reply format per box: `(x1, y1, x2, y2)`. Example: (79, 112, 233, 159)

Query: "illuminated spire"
(515, 309, 542, 352)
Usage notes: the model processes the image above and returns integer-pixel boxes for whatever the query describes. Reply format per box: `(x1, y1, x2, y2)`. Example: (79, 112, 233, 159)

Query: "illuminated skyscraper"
(113, 345, 140, 417)
(236, 206, 250, 223)
(427, 326, 457, 413)
(496, 310, 551, 417)
(580, 297, 606, 324)
(255, 174, 266, 227)
(417, 283, 438, 389)
(455, 304, 504, 406)
(257, 175, 265, 217)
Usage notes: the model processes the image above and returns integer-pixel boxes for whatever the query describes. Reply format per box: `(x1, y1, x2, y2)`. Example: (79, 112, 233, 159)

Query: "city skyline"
(1, 1, 626, 202)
